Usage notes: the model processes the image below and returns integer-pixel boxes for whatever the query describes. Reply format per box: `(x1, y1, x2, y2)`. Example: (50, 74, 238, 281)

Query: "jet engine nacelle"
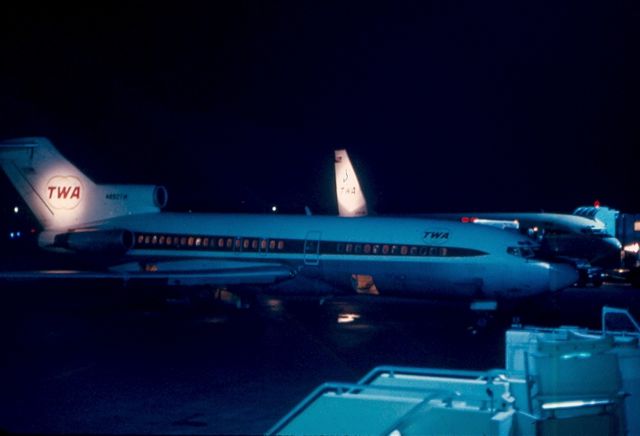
(53, 229, 135, 254)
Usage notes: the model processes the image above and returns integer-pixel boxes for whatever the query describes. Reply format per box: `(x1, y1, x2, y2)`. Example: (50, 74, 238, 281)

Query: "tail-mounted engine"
(96, 184, 168, 216)
(53, 229, 134, 254)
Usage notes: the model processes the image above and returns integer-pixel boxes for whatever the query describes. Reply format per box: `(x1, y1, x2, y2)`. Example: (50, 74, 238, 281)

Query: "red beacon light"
(461, 217, 470, 223)
(594, 200, 600, 208)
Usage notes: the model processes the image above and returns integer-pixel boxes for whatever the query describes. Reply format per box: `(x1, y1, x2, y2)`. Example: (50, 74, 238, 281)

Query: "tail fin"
(334, 149, 368, 217)
(0, 137, 166, 230)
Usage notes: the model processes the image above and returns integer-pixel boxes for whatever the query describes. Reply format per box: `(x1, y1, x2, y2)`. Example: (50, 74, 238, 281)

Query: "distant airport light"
(9, 232, 15, 239)
(594, 199, 600, 208)
(624, 242, 640, 254)
(271, 205, 278, 213)
(16, 231, 21, 238)
(461, 217, 470, 223)
(13, 206, 19, 214)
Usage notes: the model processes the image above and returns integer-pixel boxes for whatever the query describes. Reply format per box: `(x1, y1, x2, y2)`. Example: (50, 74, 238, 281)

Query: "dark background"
(1, 5, 639, 433)
(1, 1, 638, 218)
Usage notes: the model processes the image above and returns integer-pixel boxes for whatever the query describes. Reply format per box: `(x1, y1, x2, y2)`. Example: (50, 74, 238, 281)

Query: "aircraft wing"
(0, 264, 297, 287)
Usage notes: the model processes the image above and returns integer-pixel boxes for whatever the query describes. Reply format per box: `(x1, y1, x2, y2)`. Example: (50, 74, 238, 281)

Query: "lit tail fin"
(0, 137, 166, 230)
(334, 149, 368, 217)
(0, 137, 98, 230)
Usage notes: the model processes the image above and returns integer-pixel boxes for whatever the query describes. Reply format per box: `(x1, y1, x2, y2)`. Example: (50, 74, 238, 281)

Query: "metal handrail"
(602, 306, 640, 336)
(264, 381, 457, 436)
(358, 365, 489, 385)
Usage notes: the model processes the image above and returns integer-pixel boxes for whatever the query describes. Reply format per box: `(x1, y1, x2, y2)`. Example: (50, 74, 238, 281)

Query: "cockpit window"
(507, 246, 535, 258)
(581, 227, 612, 237)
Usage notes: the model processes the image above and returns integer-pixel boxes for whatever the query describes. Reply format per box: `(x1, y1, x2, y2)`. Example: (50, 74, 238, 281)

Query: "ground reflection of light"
(265, 298, 284, 314)
(337, 313, 361, 324)
(198, 316, 229, 324)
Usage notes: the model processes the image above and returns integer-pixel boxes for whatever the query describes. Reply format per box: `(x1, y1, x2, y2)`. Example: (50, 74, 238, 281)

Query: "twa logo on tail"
(45, 176, 83, 209)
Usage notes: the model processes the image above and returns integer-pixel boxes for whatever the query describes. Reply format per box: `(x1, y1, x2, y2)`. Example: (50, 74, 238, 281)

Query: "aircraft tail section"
(334, 149, 368, 217)
(0, 137, 166, 230)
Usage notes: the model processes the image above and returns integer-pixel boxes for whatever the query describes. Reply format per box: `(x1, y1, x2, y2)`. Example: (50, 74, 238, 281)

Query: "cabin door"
(304, 231, 321, 266)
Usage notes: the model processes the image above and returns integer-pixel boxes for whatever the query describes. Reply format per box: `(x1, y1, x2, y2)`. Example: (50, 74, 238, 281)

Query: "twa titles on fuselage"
(0, 137, 577, 302)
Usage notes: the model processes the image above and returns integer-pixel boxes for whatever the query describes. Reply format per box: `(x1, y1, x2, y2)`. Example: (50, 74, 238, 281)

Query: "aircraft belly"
(318, 258, 488, 296)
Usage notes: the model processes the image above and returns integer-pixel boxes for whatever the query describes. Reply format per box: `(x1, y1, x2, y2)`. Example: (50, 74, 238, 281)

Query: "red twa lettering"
(58, 186, 71, 199)
(47, 186, 81, 199)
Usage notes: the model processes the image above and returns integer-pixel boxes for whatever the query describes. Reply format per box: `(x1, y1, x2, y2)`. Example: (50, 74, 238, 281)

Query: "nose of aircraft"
(595, 237, 623, 269)
(549, 263, 579, 291)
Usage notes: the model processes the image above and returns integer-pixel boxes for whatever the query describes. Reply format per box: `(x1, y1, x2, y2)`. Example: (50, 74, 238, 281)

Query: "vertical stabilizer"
(1, 137, 166, 231)
(0, 137, 98, 230)
(334, 149, 368, 217)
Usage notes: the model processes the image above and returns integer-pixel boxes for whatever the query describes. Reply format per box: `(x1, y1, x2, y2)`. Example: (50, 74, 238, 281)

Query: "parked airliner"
(0, 138, 577, 302)
(334, 149, 622, 282)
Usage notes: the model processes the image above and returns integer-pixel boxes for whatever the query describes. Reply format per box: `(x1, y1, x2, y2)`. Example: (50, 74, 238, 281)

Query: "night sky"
(1, 2, 638, 217)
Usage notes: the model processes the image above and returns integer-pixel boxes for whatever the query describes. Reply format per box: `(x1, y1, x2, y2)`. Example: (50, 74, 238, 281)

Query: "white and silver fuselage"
(48, 213, 578, 299)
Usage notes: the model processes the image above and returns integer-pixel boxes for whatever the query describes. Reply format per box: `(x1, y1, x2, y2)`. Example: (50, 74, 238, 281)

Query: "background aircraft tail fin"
(334, 149, 368, 217)
(0, 137, 166, 230)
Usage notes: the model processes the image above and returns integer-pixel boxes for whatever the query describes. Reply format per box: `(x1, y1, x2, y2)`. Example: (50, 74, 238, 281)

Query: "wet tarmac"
(0, 281, 638, 435)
